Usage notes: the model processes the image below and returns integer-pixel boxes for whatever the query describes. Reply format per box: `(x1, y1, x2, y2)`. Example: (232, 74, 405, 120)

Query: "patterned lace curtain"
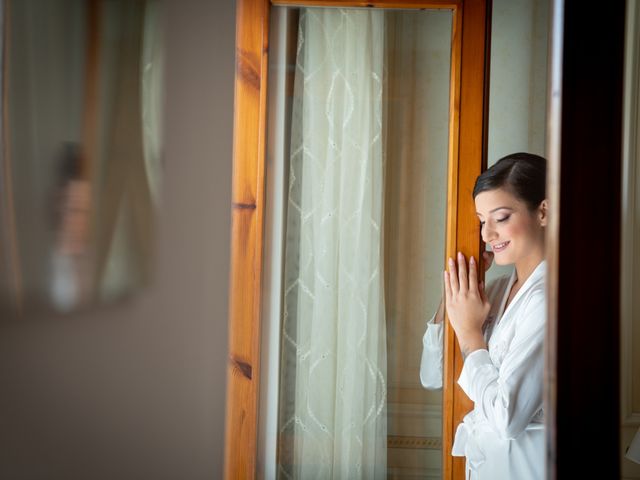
(277, 8, 387, 479)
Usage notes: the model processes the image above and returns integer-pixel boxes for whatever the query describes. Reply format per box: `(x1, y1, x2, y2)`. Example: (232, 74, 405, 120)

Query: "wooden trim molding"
(224, 0, 270, 478)
(544, 0, 563, 473)
(224, 1, 489, 478)
(442, 0, 489, 478)
(387, 435, 443, 450)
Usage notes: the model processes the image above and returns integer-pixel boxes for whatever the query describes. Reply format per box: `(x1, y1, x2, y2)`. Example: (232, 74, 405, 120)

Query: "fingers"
(443, 270, 452, 304)
(457, 252, 468, 294)
(448, 257, 459, 293)
(468, 256, 479, 294)
(448, 252, 484, 295)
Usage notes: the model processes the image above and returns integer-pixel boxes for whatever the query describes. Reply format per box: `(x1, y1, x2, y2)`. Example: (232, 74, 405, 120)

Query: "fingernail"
(449, 258, 454, 264)
(458, 251, 463, 258)
(470, 256, 475, 264)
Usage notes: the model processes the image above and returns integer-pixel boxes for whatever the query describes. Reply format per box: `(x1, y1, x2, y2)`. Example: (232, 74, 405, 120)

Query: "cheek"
(499, 221, 526, 241)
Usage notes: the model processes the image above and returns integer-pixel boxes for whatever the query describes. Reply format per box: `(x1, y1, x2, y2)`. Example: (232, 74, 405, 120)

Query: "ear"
(538, 199, 549, 227)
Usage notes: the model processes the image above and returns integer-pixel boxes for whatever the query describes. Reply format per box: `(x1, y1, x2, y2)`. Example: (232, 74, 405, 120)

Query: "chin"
(492, 252, 514, 266)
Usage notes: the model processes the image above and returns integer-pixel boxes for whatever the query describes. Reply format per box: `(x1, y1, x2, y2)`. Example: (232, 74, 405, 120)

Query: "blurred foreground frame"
(0, 0, 164, 318)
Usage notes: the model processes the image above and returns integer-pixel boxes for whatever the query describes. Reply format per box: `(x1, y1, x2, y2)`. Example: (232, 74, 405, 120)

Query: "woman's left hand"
(444, 252, 491, 356)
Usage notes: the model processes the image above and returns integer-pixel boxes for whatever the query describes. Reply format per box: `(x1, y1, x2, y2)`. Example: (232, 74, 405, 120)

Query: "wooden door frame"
(224, 1, 489, 478)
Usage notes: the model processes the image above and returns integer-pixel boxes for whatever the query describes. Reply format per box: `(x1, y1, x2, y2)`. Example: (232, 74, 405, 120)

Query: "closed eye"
(496, 215, 511, 223)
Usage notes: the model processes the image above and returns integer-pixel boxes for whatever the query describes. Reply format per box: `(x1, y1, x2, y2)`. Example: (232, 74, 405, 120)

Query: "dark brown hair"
(472, 152, 547, 211)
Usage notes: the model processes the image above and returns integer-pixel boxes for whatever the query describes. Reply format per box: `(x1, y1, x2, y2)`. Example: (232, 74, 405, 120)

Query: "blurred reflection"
(0, 0, 164, 315)
(50, 143, 92, 310)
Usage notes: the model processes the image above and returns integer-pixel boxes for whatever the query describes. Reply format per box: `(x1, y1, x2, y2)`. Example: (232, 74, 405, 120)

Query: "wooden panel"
(546, 1, 625, 479)
(442, 0, 489, 479)
(224, 0, 270, 478)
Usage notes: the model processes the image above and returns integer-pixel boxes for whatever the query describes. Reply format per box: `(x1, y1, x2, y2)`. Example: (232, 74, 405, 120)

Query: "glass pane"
(260, 6, 452, 479)
(384, 9, 451, 480)
(0, 0, 164, 316)
(485, 0, 550, 283)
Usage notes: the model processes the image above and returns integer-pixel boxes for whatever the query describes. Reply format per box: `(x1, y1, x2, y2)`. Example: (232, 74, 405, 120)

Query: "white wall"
(0, 0, 235, 478)
(487, 0, 548, 164)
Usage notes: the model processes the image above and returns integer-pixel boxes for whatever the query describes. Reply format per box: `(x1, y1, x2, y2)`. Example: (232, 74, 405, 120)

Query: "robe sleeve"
(457, 286, 545, 439)
(420, 313, 444, 390)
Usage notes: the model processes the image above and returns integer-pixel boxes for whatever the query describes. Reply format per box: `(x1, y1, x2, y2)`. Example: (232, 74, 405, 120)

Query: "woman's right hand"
(433, 250, 493, 325)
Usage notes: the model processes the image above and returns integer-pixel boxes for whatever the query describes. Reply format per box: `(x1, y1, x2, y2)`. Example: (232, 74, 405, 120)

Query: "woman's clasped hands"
(444, 252, 492, 358)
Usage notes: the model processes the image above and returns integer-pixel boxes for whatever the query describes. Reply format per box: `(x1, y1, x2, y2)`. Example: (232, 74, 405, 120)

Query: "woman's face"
(474, 187, 547, 266)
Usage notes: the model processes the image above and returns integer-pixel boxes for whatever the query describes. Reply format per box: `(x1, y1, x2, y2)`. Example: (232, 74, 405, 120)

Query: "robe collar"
(499, 259, 547, 321)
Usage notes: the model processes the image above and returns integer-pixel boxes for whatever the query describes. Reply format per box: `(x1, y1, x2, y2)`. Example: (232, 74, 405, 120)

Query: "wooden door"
(224, 1, 489, 478)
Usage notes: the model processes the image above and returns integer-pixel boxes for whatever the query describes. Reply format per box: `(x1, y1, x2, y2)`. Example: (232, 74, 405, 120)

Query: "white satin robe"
(420, 260, 546, 480)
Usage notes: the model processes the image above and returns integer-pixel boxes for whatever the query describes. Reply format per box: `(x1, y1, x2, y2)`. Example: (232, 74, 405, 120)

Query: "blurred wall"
(0, 0, 235, 478)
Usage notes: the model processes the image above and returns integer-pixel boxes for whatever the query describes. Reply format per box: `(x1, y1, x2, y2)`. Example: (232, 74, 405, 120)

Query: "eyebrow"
(476, 206, 514, 216)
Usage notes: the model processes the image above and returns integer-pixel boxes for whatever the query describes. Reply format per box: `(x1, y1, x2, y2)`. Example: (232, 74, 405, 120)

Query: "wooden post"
(442, 0, 490, 478)
(224, 0, 270, 478)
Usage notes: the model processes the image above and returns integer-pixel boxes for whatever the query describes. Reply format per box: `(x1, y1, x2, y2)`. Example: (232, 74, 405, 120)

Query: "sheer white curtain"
(278, 8, 387, 479)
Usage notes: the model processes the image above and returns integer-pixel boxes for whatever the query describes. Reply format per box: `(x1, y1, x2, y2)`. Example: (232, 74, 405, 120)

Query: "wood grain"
(224, 0, 270, 478)
(442, 0, 489, 479)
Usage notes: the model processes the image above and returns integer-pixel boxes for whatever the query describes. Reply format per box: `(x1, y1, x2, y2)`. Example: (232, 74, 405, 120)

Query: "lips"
(492, 241, 510, 253)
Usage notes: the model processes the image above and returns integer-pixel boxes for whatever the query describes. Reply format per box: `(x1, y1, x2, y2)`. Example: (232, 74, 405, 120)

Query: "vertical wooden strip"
(547, 1, 625, 478)
(544, 0, 563, 476)
(442, 0, 489, 479)
(224, 0, 270, 478)
(442, 4, 462, 479)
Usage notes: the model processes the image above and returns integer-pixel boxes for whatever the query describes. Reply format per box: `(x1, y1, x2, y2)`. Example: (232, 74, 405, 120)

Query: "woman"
(420, 152, 548, 480)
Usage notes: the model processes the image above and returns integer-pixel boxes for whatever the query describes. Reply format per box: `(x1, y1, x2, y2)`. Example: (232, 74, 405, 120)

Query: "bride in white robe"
(420, 152, 548, 480)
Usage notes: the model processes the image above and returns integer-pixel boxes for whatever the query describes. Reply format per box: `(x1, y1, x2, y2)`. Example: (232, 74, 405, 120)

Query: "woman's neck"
(514, 250, 545, 285)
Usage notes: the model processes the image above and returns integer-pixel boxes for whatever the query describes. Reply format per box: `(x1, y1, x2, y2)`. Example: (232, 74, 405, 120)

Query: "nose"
(482, 222, 497, 243)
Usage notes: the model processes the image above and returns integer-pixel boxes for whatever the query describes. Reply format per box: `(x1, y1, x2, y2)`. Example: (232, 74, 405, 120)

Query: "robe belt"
(451, 422, 488, 471)
(451, 419, 545, 472)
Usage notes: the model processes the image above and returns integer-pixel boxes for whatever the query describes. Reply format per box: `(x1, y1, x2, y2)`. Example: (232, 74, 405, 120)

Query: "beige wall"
(0, 0, 235, 478)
